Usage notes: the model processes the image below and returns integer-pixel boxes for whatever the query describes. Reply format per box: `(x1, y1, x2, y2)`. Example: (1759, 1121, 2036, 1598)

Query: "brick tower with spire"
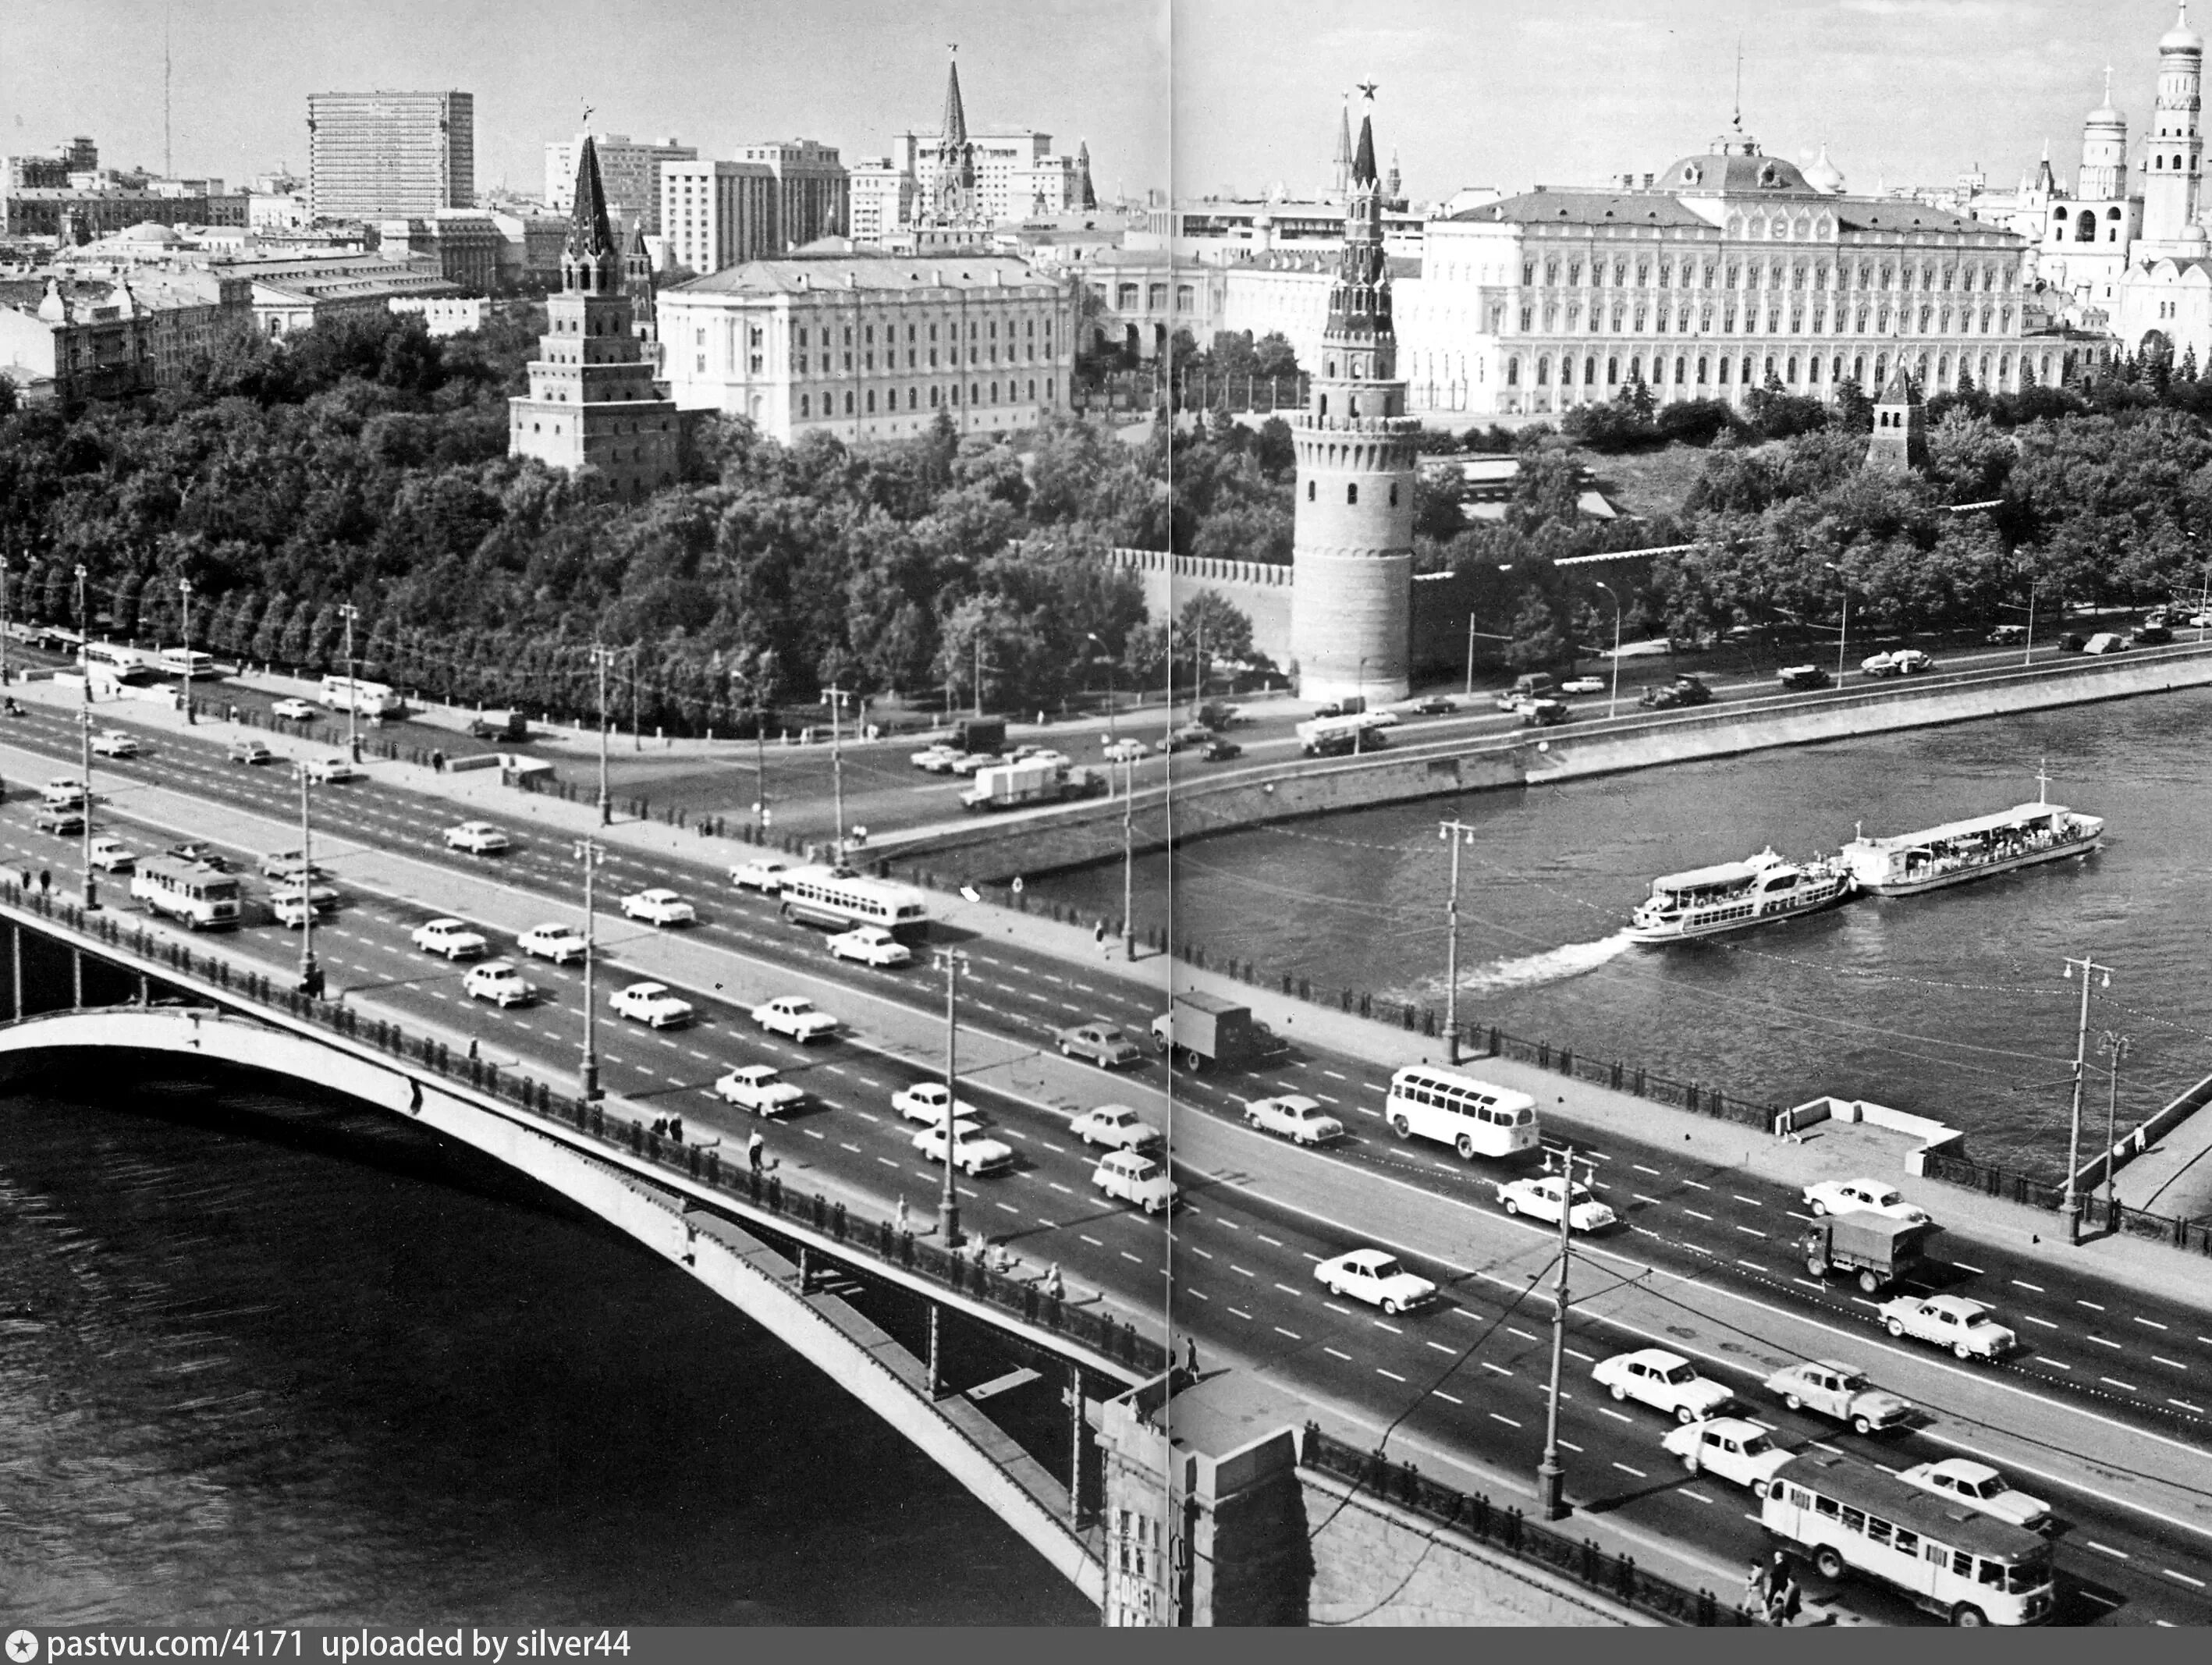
(1290, 94, 1415, 704)
(1863, 359, 1929, 474)
(919, 44, 989, 248)
(508, 136, 680, 497)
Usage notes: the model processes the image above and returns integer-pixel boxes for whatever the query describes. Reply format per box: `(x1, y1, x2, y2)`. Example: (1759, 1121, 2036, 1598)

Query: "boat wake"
(1395, 932, 1637, 1004)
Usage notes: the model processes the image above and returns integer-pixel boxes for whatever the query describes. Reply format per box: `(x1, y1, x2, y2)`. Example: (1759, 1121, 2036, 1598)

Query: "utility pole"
(1086, 631, 1117, 740)
(824, 683, 852, 865)
(575, 837, 605, 1101)
(1, 546, 12, 697)
(74, 564, 97, 911)
(295, 765, 319, 994)
(932, 947, 969, 1248)
(592, 641, 612, 826)
(1536, 1144, 1590, 1521)
(1121, 756, 1136, 959)
(630, 644, 641, 753)
(2061, 953, 2112, 1245)
(753, 694, 770, 844)
(179, 575, 195, 724)
(1592, 580, 1622, 719)
(2100, 1030, 2130, 1229)
(2022, 578, 2037, 669)
(1440, 818, 1475, 1064)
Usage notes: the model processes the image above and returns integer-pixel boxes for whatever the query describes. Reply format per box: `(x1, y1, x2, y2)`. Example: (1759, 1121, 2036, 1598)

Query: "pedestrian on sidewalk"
(747, 1129, 765, 1173)
(37, 869, 48, 896)
(1184, 1335, 1198, 1376)
(1741, 1560, 1766, 1618)
(897, 1195, 910, 1232)
(1044, 1262, 1064, 1301)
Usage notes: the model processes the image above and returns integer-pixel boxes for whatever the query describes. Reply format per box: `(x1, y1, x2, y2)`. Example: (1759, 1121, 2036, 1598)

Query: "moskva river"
(1035, 691, 2212, 1175)
(0, 1074, 1090, 1624)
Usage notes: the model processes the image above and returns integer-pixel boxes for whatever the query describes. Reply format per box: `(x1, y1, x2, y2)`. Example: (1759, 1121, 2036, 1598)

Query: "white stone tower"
(1289, 95, 1415, 705)
(2143, 4, 2204, 247)
(2080, 69, 2129, 201)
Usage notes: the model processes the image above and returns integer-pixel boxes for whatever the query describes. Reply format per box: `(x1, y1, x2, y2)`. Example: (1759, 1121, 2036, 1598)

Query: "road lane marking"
(1274, 1327, 1301, 1340)
(1951, 1262, 1985, 1275)
(1228, 1308, 1252, 1320)
(2023, 1315, 2058, 1329)
(1426, 1342, 1456, 1354)
(1230, 1264, 1255, 1277)
(1613, 1463, 1646, 1478)
(2011, 1280, 2044, 1293)
(1377, 1369, 1406, 1383)
(1273, 1283, 1302, 1297)
(2164, 1568, 2207, 1589)
(1600, 1408, 1632, 1424)
(1079, 1235, 1103, 1247)
(1681, 1179, 1709, 1190)
(1188, 1290, 1209, 1301)
(1508, 1328, 1539, 1343)
(2100, 1377, 2139, 1393)
(1730, 1195, 1761, 1207)
(2089, 1337, 2122, 1350)
(2136, 1316, 2171, 1330)
(1683, 1490, 1716, 1505)
(1122, 1252, 1142, 1264)
(1682, 1209, 1713, 1222)
(1479, 1361, 1512, 1377)
(1565, 1347, 1594, 1362)
(2086, 1541, 2129, 1560)
(1048, 1183, 1072, 1195)
(1256, 1233, 1284, 1245)
(1631, 1164, 1660, 1177)
(1557, 1440, 1583, 1454)
(2078, 1299, 2105, 1311)
(1733, 1225, 1766, 1237)
(1488, 1413, 1519, 1428)
(1433, 1390, 1461, 1405)
(1191, 1248, 1213, 1260)
(2156, 1356, 2188, 1369)
(1325, 1347, 1351, 1361)
(1373, 1320, 1401, 1334)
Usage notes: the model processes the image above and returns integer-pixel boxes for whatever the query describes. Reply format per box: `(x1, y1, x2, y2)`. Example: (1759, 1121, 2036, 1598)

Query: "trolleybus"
(776, 864, 929, 939)
(1384, 1064, 1541, 1160)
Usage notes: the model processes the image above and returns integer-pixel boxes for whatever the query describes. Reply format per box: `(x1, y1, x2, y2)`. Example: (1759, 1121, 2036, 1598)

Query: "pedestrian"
(668, 1116, 682, 1143)
(1777, 1575, 1802, 1626)
(467, 1037, 478, 1061)
(1741, 1560, 1766, 1617)
(1044, 1262, 1064, 1301)
(37, 868, 49, 896)
(1184, 1334, 1198, 1376)
(897, 1195, 910, 1231)
(431, 749, 445, 772)
(1094, 920, 1106, 949)
(747, 1129, 765, 1173)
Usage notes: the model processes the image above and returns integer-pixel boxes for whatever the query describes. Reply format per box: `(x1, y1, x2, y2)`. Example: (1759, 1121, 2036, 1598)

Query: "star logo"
(7, 1631, 39, 1664)
(1356, 80, 1379, 101)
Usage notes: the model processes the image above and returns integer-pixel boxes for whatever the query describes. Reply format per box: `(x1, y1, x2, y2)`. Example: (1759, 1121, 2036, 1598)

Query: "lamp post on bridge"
(74, 563, 97, 911)
(338, 602, 360, 760)
(576, 837, 605, 1102)
(2099, 1030, 2131, 1230)
(178, 575, 196, 725)
(2060, 952, 2112, 1246)
(1439, 818, 1475, 1064)
(932, 946, 971, 1248)
(293, 762, 323, 998)
(1591, 580, 1623, 719)
(1825, 562, 1850, 684)
(1536, 1143, 1593, 1522)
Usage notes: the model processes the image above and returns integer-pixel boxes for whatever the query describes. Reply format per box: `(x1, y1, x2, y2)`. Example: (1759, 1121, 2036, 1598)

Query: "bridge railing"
(21, 887, 1168, 1377)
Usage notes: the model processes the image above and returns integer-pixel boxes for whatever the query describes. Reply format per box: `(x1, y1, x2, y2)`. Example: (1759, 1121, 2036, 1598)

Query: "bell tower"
(2144, 3, 2204, 247)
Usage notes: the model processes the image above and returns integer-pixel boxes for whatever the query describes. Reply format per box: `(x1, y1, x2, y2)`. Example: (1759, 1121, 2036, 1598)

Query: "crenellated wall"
(1096, 545, 1296, 666)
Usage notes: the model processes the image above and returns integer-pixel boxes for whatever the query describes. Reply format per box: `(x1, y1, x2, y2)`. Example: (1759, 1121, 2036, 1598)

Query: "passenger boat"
(1837, 768, 2104, 898)
(1627, 848, 1855, 944)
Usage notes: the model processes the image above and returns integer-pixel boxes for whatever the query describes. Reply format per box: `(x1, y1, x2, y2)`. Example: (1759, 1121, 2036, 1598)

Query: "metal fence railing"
(1918, 1148, 2212, 1257)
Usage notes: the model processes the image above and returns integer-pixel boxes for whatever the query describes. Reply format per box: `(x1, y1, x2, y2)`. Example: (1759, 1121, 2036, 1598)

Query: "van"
(2082, 632, 2128, 655)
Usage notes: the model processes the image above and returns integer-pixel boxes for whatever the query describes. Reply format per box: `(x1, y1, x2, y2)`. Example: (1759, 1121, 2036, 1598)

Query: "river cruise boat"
(1628, 848, 1855, 944)
(1837, 772, 2103, 897)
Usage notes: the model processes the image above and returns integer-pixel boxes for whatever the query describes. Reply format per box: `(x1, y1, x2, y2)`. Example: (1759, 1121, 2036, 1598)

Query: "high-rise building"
(545, 133, 696, 236)
(659, 159, 779, 275)
(849, 158, 918, 245)
(737, 140, 849, 247)
(1290, 100, 1415, 705)
(509, 137, 680, 498)
(307, 91, 474, 221)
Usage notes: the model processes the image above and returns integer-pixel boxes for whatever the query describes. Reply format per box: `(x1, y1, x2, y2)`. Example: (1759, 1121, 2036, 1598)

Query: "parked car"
(715, 1063, 806, 1117)
(272, 698, 318, 721)
(730, 857, 790, 893)
(1986, 625, 2029, 646)
(90, 729, 139, 758)
(86, 837, 136, 872)
(2132, 622, 2175, 645)
(227, 738, 274, 765)
(1660, 1418, 1793, 1489)
(1497, 1174, 1617, 1232)
(1762, 1359, 1913, 1433)
(611, 982, 694, 1028)
(1802, 1177, 1930, 1223)
(1068, 1105, 1162, 1151)
(751, 996, 837, 1042)
(463, 960, 535, 1006)
(304, 758, 361, 784)
(826, 925, 912, 967)
(444, 821, 510, 854)
(1777, 664, 1832, 690)
(1894, 1458, 2053, 1531)
(911, 1123, 1015, 1177)
(912, 746, 964, 774)
(1243, 1094, 1346, 1145)
(1558, 676, 1607, 696)
(621, 888, 696, 927)
(1056, 1020, 1144, 1067)
(2058, 632, 2090, 652)
(1314, 1248, 1437, 1314)
(1411, 694, 1459, 715)
(517, 923, 588, 964)
(1591, 1348, 1738, 1423)
(947, 751, 1004, 776)
(411, 918, 489, 960)
(1092, 1149, 1177, 1213)
(1877, 1294, 2018, 1361)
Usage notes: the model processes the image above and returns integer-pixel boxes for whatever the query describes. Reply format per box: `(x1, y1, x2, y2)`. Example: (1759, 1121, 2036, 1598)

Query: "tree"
(1831, 375, 1875, 434)
(1177, 590, 1255, 669)
(1503, 589, 1568, 672)
(108, 570, 143, 641)
(250, 591, 292, 662)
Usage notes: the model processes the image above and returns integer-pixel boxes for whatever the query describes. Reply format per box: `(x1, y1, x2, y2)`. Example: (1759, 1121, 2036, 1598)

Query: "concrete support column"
(136, 970, 149, 1006)
(71, 945, 82, 1010)
(925, 1301, 943, 1401)
(1068, 1362, 1086, 1527)
(9, 922, 20, 1021)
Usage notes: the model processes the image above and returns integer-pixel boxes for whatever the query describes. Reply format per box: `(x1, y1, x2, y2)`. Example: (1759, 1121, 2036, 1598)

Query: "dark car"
(1198, 739, 1243, 761)
(2059, 633, 2089, 652)
(1777, 664, 1833, 690)
(1411, 695, 1458, 715)
(1518, 698, 1571, 727)
(167, 841, 231, 872)
(1987, 625, 2029, 646)
(2133, 623, 2175, 645)
(1641, 676, 1713, 710)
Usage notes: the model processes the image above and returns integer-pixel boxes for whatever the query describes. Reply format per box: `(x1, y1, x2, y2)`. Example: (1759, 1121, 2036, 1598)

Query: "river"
(1032, 692, 2212, 1175)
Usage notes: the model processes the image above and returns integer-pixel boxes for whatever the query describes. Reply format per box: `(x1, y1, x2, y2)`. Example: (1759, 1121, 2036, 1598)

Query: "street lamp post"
(824, 683, 853, 865)
(575, 837, 605, 1102)
(1536, 1145, 1589, 1521)
(294, 765, 321, 996)
(1826, 563, 1850, 683)
(1, 547, 12, 696)
(1592, 580, 1623, 719)
(1120, 756, 1135, 960)
(1085, 632, 1117, 740)
(337, 602, 360, 761)
(753, 695, 770, 844)
(592, 641, 612, 827)
(2061, 953, 2112, 1245)
(74, 564, 97, 911)
(178, 575, 196, 724)
(2100, 1030, 2130, 1229)
(2022, 578, 2036, 669)
(1464, 612, 1478, 698)
(932, 947, 969, 1248)
(1440, 818, 1475, 1063)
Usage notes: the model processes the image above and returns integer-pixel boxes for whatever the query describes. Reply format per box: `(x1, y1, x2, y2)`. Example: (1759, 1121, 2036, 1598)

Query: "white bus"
(321, 674, 402, 716)
(130, 858, 243, 930)
(155, 647, 217, 680)
(83, 641, 159, 683)
(776, 864, 930, 938)
(1384, 1065, 1540, 1160)
(1761, 1451, 2053, 1626)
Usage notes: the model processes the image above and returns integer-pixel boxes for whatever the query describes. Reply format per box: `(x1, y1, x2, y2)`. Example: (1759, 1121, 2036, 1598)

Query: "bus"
(776, 864, 930, 939)
(82, 641, 158, 683)
(130, 858, 243, 931)
(155, 647, 217, 680)
(1384, 1065, 1540, 1161)
(1760, 1451, 2054, 1626)
(321, 674, 403, 717)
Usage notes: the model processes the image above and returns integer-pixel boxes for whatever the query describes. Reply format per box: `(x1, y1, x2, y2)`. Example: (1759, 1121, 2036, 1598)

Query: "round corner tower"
(1290, 102, 1416, 705)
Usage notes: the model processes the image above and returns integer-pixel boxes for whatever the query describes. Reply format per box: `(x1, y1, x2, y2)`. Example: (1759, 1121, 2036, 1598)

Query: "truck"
(950, 716, 1006, 754)
(467, 708, 527, 741)
(1150, 990, 1284, 1072)
(1310, 694, 1366, 719)
(1799, 1213, 1941, 1294)
(960, 758, 1066, 811)
(1296, 715, 1387, 757)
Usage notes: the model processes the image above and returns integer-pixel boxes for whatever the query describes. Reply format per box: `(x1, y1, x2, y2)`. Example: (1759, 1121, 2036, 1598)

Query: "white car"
(1591, 1348, 1738, 1423)
(1560, 676, 1607, 695)
(612, 981, 693, 1028)
(1365, 709, 1401, 727)
(1009, 747, 1073, 770)
(751, 995, 837, 1042)
(730, 857, 790, 893)
(1243, 1094, 1346, 1145)
(1878, 1294, 2018, 1361)
(911, 1123, 1015, 1176)
(86, 837, 137, 872)
(90, 729, 140, 758)
(827, 925, 912, 967)
(305, 758, 360, 784)
(411, 918, 489, 960)
(622, 888, 696, 927)
(1894, 1458, 2053, 1531)
(893, 1081, 981, 1127)
(1497, 1174, 1617, 1233)
(517, 923, 588, 964)
(463, 960, 535, 1006)
(1315, 1248, 1438, 1315)
(41, 777, 87, 808)
(272, 889, 339, 928)
(1660, 1418, 1793, 1489)
(909, 743, 960, 770)
(1101, 738, 1149, 763)
(1802, 1177, 1930, 1223)
(1068, 1104, 1162, 1151)
(271, 698, 318, 721)
(1092, 1149, 1177, 1213)
(947, 751, 1003, 776)
(715, 1063, 806, 1117)
(445, 821, 510, 854)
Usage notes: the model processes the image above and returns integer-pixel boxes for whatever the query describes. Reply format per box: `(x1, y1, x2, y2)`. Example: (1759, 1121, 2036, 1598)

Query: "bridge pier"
(10, 921, 20, 1021)
(1070, 1362, 1087, 1527)
(926, 1301, 943, 1400)
(70, 943, 81, 1009)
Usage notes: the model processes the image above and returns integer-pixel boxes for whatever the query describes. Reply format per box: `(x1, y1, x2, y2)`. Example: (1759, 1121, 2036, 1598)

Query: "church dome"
(1802, 143, 1845, 194)
(2163, 2, 2203, 51)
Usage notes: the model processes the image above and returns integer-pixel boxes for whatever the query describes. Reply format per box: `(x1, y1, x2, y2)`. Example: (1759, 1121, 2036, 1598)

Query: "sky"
(0, 0, 2195, 207)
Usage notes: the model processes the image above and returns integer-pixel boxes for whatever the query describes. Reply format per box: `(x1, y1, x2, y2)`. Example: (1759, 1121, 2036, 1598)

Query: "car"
(1056, 1020, 1144, 1067)
(715, 1063, 807, 1117)
(227, 738, 274, 765)
(1777, 663, 1832, 690)
(1198, 739, 1244, 761)
(517, 923, 588, 964)
(1660, 1418, 1794, 1490)
(167, 842, 229, 871)
(1639, 676, 1713, 709)
(1101, 738, 1150, 763)
(1314, 1248, 1438, 1314)
(1518, 697, 1570, 727)
(2058, 632, 2090, 652)
(729, 857, 790, 893)
(463, 960, 535, 1006)
(257, 848, 319, 879)
(1007, 746, 1072, 769)
(910, 743, 960, 770)
(445, 821, 510, 854)
(751, 995, 837, 1042)
(621, 888, 697, 927)
(893, 1081, 982, 1127)
(304, 758, 361, 785)
(86, 837, 136, 872)
(827, 924, 913, 967)
(1164, 725, 1216, 752)
(947, 751, 1004, 776)
(1590, 1348, 1739, 1424)
(1092, 1149, 1178, 1213)
(1067, 1104, 1162, 1151)
(1762, 1359, 1914, 1433)
(34, 806, 84, 836)
(2132, 622, 2175, 645)
(41, 776, 87, 806)
(1986, 625, 2029, 646)
(1802, 1177, 1930, 1223)
(1243, 1093, 1347, 1145)
(1878, 1294, 2018, 1361)
(1365, 709, 1401, 727)
(2189, 611, 2212, 629)
(90, 729, 139, 758)
(411, 918, 489, 960)
(1559, 676, 1606, 696)
(271, 887, 340, 928)
(911, 1123, 1015, 1177)
(271, 698, 318, 721)
(1894, 1458, 2053, 1532)
(1497, 1174, 1617, 1233)
(1411, 694, 1458, 715)
(612, 982, 694, 1028)
(1862, 648, 1936, 676)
